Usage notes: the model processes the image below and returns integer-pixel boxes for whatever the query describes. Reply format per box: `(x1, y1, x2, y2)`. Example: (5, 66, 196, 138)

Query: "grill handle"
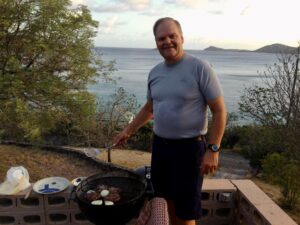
(69, 186, 77, 204)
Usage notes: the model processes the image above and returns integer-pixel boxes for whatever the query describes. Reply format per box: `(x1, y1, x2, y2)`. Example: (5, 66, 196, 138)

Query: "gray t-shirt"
(147, 54, 223, 139)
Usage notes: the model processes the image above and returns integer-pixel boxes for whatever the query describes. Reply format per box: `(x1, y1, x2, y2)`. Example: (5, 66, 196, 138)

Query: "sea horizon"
(89, 47, 278, 117)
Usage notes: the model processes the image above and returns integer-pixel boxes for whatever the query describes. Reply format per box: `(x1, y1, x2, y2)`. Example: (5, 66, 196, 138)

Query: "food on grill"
(105, 192, 121, 202)
(104, 200, 114, 205)
(86, 190, 100, 202)
(85, 184, 122, 205)
(91, 200, 103, 205)
(100, 189, 109, 197)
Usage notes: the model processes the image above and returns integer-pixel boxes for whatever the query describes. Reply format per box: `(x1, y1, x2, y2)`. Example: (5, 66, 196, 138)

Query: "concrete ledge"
(231, 179, 297, 225)
(203, 179, 237, 191)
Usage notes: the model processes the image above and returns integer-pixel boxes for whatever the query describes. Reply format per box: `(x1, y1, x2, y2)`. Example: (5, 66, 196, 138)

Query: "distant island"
(204, 43, 298, 54)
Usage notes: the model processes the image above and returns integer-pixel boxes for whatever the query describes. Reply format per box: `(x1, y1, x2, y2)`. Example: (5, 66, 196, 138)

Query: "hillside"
(204, 46, 250, 52)
(254, 43, 297, 53)
(204, 43, 297, 54)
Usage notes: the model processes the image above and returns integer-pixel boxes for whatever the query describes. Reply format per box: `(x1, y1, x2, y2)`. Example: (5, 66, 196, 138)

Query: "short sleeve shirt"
(147, 54, 223, 139)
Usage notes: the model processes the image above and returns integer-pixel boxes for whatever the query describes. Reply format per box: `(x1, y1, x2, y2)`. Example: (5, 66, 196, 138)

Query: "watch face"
(212, 145, 218, 151)
(208, 144, 219, 152)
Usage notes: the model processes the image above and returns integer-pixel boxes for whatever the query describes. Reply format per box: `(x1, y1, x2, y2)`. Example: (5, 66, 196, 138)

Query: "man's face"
(154, 20, 184, 64)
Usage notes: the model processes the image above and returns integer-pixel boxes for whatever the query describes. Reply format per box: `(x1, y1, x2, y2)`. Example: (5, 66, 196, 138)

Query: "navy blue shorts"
(150, 134, 206, 220)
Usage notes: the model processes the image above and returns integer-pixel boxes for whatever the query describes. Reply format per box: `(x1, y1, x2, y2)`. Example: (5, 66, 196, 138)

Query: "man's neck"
(165, 52, 185, 65)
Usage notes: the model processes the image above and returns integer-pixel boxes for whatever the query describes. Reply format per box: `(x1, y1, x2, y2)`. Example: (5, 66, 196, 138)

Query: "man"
(113, 17, 226, 225)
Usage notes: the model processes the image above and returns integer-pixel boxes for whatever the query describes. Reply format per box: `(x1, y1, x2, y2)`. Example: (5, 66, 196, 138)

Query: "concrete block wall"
(197, 179, 237, 225)
(232, 180, 298, 225)
(15, 192, 44, 212)
(1, 179, 298, 225)
(0, 186, 93, 225)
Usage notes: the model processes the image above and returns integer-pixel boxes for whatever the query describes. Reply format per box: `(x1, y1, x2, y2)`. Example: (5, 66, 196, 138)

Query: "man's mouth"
(163, 45, 176, 50)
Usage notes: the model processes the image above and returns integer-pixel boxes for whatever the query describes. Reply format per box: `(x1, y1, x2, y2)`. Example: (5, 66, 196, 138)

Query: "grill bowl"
(75, 171, 147, 225)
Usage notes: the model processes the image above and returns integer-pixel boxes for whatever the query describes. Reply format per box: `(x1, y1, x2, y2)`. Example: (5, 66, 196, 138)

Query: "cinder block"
(214, 191, 236, 206)
(18, 211, 46, 225)
(0, 211, 46, 225)
(44, 195, 69, 210)
(212, 206, 234, 220)
(201, 190, 215, 205)
(44, 187, 72, 210)
(15, 192, 44, 211)
(196, 206, 213, 225)
(68, 186, 80, 209)
(44, 185, 76, 210)
(202, 179, 236, 206)
(0, 211, 17, 225)
(201, 206, 213, 220)
(45, 209, 70, 225)
(0, 195, 16, 212)
(197, 218, 233, 225)
(239, 194, 254, 217)
(68, 197, 79, 210)
(70, 209, 93, 225)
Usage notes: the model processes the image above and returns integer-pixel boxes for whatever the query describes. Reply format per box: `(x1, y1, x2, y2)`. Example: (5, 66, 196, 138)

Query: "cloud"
(240, 6, 250, 16)
(208, 10, 223, 15)
(125, 0, 151, 11)
(99, 16, 126, 34)
(140, 9, 163, 16)
(164, 0, 201, 8)
(84, 0, 151, 13)
(92, 3, 127, 12)
(70, 0, 85, 5)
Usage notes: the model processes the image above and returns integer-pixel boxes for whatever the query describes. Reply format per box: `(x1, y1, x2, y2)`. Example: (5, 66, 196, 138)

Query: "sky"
(71, 0, 300, 50)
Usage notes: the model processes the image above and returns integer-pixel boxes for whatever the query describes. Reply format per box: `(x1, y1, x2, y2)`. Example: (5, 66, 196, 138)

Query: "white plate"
(71, 177, 87, 187)
(33, 177, 70, 194)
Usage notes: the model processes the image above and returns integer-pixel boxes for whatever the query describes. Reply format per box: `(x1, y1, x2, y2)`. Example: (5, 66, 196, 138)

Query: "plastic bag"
(0, 166, 31, 195)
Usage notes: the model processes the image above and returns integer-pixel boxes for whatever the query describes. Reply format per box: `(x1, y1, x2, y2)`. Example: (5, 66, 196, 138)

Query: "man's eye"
(170, 34, 176, 39)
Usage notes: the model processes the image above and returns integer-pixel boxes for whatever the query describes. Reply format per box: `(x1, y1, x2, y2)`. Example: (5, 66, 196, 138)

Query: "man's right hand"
(113, 129, 131, 146)
(113, 101, 153, 147)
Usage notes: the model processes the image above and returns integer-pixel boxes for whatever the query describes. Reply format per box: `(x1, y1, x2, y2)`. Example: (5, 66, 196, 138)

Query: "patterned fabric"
(135, 197, 169, 225)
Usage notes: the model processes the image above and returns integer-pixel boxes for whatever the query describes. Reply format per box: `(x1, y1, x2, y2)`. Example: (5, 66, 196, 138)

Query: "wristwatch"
(207, 144, 220, 152)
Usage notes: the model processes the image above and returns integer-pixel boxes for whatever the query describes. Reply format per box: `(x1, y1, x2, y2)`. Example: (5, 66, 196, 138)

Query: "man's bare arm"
(113, 101, 153, 146)
(201, 96, 227, 174)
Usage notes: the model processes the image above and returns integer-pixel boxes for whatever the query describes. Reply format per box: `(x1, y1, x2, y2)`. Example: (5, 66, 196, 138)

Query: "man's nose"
(163, 37, 171, 44)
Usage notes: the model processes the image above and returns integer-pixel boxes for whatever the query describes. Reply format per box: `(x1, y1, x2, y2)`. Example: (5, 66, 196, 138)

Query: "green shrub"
(222, 125, 242, 149)
(262, 153, 300, 209)
(238, 125, 284, 168)
(127, 122, 153, 151)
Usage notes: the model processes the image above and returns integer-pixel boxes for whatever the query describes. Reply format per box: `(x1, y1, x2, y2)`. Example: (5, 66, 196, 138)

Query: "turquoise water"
(90, 47, 277, 113)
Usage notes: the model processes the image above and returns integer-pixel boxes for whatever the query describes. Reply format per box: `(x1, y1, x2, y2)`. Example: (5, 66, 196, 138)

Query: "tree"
(239, 45, 300, 128)
(0, 0, 113, 142)
(238, 45, 300, 171)
(96, 87, 139, 162)
(239, 45, 300, 157)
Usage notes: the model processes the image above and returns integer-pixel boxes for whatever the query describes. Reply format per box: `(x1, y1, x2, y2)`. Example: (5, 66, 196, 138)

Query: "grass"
(0, 144, 104, 182)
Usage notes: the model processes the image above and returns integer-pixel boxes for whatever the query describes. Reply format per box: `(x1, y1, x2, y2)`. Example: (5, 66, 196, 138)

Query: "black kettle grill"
(74, 167, 153, 225)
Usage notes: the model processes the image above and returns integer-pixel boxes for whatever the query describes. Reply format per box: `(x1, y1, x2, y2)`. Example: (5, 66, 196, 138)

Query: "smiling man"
(154, 18, 184, 64)
(114, 17, 226, 225)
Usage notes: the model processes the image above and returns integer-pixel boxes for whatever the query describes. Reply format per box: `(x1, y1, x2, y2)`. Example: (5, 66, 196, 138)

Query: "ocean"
(89, 47, 277, 113)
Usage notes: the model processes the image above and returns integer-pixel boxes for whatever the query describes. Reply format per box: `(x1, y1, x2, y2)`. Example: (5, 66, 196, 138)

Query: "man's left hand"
(200, 151, 219, 175)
